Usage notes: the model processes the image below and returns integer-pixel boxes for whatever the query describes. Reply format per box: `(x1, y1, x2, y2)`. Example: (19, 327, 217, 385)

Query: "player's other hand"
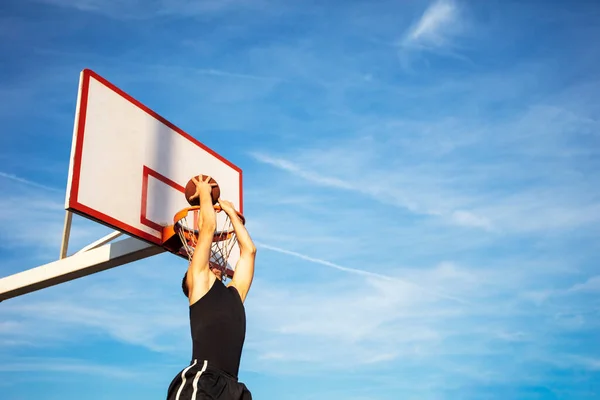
(218, 198, 237, 215)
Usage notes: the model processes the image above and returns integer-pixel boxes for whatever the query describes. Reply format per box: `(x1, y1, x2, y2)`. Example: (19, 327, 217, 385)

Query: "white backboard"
(65, 69, 243, 252)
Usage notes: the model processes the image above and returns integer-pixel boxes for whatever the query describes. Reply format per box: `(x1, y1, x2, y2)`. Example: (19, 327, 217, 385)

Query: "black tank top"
(189, 279, 246, 378)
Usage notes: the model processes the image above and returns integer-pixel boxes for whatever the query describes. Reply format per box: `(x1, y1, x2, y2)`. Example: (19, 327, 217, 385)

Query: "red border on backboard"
(67, 69, 243, 246)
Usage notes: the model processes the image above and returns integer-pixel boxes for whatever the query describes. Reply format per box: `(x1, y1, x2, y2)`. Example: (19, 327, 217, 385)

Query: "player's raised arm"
(219, 199, 256, 303)
(185, 176, 217, 305)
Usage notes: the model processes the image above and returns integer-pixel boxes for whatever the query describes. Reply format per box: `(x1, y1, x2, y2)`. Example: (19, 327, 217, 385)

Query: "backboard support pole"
(0, 237, 165, 302)
(59, 210, 73, 259)
(75, 231, 124, 254)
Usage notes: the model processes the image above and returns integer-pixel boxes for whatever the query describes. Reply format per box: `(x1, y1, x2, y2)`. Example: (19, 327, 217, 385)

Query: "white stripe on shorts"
(175, 359, 198, 400)
(191, 360, 208, 400)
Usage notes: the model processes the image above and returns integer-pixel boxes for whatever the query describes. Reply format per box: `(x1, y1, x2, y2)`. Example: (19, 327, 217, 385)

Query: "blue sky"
(1, 0, 599, 399)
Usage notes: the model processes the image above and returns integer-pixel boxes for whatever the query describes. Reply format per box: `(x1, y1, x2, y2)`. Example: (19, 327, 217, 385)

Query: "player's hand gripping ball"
(185, 175, 220, 206)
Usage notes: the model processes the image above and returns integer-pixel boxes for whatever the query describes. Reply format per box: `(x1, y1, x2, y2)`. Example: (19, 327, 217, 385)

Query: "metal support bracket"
(0, 236, 165, 302)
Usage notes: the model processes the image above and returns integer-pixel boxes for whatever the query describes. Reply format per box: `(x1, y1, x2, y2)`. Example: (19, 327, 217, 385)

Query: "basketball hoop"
(170, 205, 245, 280)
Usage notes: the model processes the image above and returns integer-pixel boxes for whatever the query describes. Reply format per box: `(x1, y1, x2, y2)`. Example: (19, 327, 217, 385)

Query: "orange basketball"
(185, 175, 220, 206)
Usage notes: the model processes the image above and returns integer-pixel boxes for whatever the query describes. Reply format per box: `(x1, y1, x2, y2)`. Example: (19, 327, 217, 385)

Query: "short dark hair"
(182, 271, 189, 298)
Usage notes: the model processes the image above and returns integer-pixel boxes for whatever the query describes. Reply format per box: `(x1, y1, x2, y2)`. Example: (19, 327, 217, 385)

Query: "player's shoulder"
(226, 282, 239, 294)
(226, 282, 244, 301)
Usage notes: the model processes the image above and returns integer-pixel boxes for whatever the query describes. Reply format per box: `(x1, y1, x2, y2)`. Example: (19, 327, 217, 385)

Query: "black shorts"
(166, 359, 252, 400)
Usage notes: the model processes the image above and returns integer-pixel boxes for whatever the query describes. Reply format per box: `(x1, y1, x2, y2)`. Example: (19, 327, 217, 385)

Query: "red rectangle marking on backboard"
(141, 166, 185, 233)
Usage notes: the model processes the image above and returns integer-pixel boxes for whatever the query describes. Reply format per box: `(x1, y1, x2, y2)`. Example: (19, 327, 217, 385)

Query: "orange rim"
(172, 205, 245, 243)
(173, 205, 245, 225)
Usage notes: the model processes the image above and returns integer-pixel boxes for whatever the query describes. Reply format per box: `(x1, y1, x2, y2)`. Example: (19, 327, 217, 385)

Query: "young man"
(167, 176, 256, 400)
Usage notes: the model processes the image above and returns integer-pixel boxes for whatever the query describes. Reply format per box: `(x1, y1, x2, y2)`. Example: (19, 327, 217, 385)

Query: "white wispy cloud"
(250, 151, 495, 231)
(249, 153, 354, 190)
(0, 171, 62, 193)
(190, 68, 284, 82)
(112, 61, 287, 83)
(0, 357, 143, 380)
(257, 242, 468, 304)
(450, 210, 493, 230)
(522, 275, 600, 305)
(249, 94, 600, 235)
(402, 0, 461, 49)
(0, 194, 111, 260)
(242, 176, 598, 376)
(567, 275, 600, 293)
(246, 279, 452, 369)
(30, 0, 268, 19)
(243, 253, 593, 376)
(258, 242, 390, 279)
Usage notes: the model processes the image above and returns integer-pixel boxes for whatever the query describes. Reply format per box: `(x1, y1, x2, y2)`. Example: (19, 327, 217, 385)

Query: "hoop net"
(173, 205, 245, 279)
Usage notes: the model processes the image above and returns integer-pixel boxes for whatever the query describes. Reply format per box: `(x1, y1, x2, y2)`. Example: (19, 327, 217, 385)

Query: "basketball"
(185, 175, 220, 206)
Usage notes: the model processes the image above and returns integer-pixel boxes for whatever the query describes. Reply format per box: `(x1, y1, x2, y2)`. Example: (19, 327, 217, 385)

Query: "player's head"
(182, 272, 189, 298)
(209, 261, 225, 281)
